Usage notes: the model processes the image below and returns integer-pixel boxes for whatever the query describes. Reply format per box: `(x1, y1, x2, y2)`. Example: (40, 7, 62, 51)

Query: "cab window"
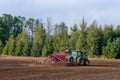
(72, 51, 77, 57)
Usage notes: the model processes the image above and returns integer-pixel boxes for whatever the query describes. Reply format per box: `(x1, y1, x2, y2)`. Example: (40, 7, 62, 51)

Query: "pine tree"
(53, 22, 69, 51)
(2, 41, 9, 55)
(42, 44, 48, 57)
(15, 34, 23, 56)
(15, 31, 31, 56)
(86, 21, 103, 57)
(21, 31, 31, 56)
(76, 18, 87, 53)
(31, 22, 46, 56)
(69, 24, 79, 50)
(8, 35, 15, 55)
(42, 35, 54, 57)
(103, 25, 115, 46)
(114, 25, 120, 39)
(103, 38, 120, 59)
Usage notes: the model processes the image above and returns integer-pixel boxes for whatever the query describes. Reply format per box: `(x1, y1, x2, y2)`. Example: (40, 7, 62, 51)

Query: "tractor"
(68, 51, 90, 65)
(33, 50, 90, 66)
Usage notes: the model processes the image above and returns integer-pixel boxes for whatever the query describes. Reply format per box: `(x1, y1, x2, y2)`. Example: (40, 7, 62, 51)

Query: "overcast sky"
(0, 0, 120, 26)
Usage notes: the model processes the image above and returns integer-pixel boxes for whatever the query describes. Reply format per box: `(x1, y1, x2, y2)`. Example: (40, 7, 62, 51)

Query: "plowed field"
(0, 56, 120, 80)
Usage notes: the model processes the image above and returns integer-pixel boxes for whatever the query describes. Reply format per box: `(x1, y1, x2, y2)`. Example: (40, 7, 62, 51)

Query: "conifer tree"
(86, 21, 103, 57)
(76, 18, 87, 53)
(0, 40, 3, 54)
(31, 22, 46, 56)
(53, 22, 69, 51)
(8, 35, 15, 55)
(69, 24, 79, 50)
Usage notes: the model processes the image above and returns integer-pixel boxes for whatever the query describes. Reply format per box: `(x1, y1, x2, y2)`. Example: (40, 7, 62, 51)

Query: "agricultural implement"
(32, 50, 90, 66)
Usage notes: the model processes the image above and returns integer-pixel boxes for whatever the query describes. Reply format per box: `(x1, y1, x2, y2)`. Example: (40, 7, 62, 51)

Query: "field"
(0, 56, 120, 80)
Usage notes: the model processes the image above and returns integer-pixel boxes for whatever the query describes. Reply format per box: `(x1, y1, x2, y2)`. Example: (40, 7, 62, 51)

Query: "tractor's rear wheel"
(77, 57, 84, 65)
(84, 59, 90, 66)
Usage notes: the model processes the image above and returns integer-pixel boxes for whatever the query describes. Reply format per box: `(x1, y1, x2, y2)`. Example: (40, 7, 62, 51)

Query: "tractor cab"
(68, 50, 90, 65)
(71, 51, 83, 59)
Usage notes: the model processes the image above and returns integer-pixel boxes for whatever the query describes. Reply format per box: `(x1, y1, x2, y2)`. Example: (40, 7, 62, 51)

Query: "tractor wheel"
(81, 59, 90, 66)
(77, 57, 84, 65)
(69, 56, 74, 63)
(84, 59, 90, 66)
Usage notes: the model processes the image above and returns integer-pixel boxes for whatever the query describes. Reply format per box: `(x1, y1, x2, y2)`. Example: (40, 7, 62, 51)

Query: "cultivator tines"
(50, 62, 69, 66)
(32, 59, 79, 67)
(31, 59, 71, 66)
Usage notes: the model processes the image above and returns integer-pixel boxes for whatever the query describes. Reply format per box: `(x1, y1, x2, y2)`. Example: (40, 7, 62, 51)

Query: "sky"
(0, 0, 120, 27)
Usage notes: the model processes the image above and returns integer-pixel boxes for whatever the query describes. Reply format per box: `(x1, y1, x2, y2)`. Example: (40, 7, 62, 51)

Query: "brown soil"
(0, 56, 120, 80)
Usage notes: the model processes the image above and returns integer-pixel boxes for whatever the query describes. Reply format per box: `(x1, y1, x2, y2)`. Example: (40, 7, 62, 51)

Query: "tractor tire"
(84, 59, 90, 66)
(69, 56, 74, 63)
(77, 57, 84, 65)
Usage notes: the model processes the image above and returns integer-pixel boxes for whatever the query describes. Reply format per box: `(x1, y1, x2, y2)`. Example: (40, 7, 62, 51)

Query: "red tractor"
(34, 50, 90, 66)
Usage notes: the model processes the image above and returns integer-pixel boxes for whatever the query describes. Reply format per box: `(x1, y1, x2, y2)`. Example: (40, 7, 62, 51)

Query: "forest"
(0, 13, 120, 59)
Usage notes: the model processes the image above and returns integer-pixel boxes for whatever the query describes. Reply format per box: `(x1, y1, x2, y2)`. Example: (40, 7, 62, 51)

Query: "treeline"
(0, 14, 120, 58)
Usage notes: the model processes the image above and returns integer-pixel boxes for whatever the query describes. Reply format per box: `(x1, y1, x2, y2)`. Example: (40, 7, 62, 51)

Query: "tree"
(0, 40, 3, 54)
(42, 44, 48, 57)
(46, 17, 53, 36)
(15, 34, 23, 56)
(26, 18, 35, 41)
(69, 24, 79, 50)
(115, 25, 120, 38)
(12, 16, 25, 37)
(2, 41, 9, 55)
(21, 31, 31, 56)
(97, 26, 104, 56)
(86, 21, 103, 57)
(76, 18, 87, 53)
(31, 22, 46, 56)
(103, 25, 115, 46)
(0, 14, 13, 44)
(103, 38, 120, 59)
(15, 30, 31, 56)
(53, 22, 69, 51)
(0, 18, 5, 43)
(42, 35, 54, 57)
(7, 35, 15, 55)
